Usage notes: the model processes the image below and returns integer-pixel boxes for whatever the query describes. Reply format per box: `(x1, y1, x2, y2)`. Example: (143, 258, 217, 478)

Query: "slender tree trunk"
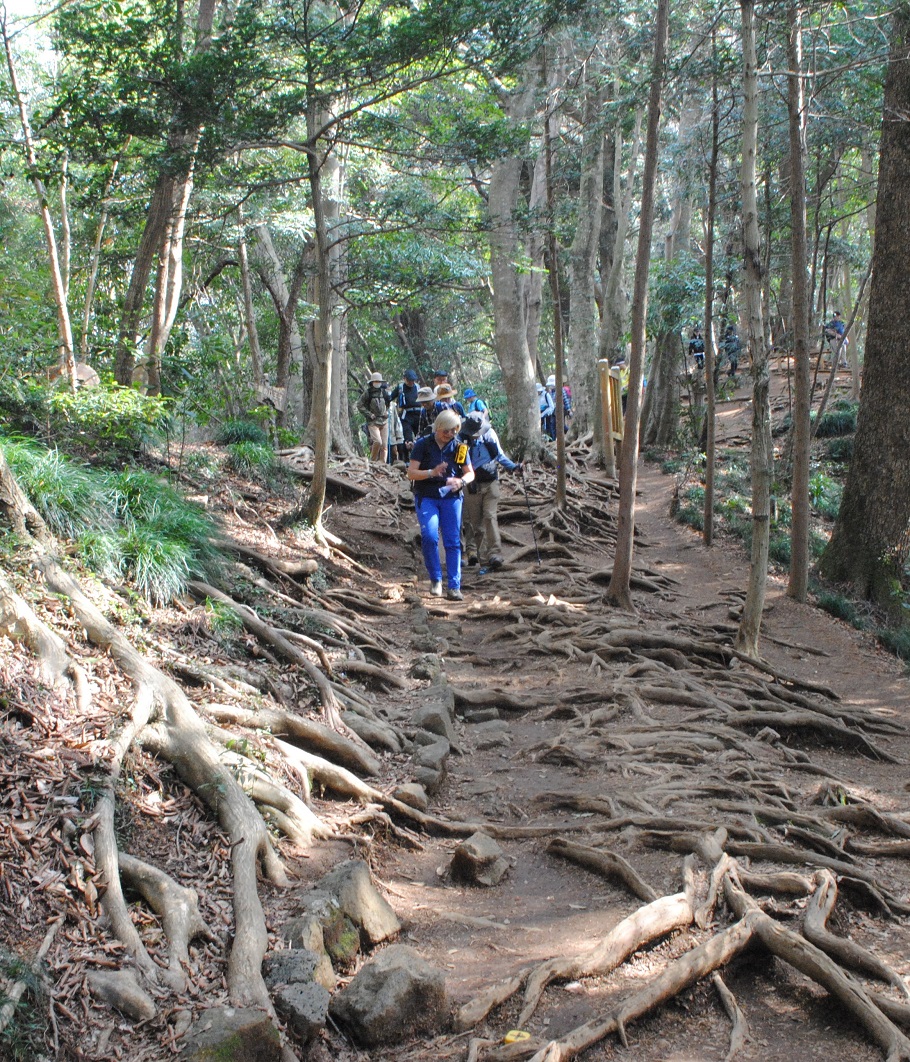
(787, 2, 811, 602)
(735, 0, 773, 656)
(606, 0, 669, 611)
(2, 14, 75, 387)
(702, 32, 720, 547)
(80, 153, 123, 362)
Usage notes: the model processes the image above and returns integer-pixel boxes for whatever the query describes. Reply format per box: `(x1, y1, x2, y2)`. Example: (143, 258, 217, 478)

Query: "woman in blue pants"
(407, 409, 475, 600)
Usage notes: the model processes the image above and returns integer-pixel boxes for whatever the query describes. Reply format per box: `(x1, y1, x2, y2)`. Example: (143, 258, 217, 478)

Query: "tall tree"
(606, 0, 669, 611)
(819, 5, 910, 616)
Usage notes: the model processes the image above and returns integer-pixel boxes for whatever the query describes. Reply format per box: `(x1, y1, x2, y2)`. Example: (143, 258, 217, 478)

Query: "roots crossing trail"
(1, 383, 909, 1062)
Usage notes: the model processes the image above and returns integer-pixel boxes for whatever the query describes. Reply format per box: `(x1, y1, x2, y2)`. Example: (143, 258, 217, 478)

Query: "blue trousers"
(416, 494, 463, 589)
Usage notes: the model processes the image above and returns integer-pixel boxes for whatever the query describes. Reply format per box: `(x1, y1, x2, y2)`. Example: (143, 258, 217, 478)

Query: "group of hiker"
(356, 367, 526, 600)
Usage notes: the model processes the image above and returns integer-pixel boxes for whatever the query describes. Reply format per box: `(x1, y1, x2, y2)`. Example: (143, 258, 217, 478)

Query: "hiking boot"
(446, 588, 464, 601)
(430, 581, 443, 597)
(488, 555, 504, 570)
(468, 554, 478, 567)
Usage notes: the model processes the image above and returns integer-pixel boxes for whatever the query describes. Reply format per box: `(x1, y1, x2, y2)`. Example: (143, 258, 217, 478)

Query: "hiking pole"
(520, 463, 542, 566)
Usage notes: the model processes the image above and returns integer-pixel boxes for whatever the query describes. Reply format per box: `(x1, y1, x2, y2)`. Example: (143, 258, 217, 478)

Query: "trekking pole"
(520, 463, 542, 566)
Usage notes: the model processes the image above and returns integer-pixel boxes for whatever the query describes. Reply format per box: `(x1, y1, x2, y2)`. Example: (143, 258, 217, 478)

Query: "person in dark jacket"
(434, 382, 466, 417)
(415, 386, 436, 438)
(357, 371, 390, 461)
(388, 369, 422, 453)
(458, 412, 522, 571)
(407, 410, 474, 600)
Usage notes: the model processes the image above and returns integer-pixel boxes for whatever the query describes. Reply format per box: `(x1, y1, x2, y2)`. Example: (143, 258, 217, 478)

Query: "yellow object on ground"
(503, 1030, 531, 1044)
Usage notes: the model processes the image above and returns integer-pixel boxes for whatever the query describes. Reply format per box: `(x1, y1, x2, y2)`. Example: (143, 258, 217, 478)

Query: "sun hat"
(368, 371, 385, 385)
(464, 388, 477, 399)
(460, 412, 484, 438)
(535, 383, 544, 393)
(416, 387, 434, 402)
(435, 383, 456, 401)
(404, 369, 418, 381)
(546, 375, 556, 387)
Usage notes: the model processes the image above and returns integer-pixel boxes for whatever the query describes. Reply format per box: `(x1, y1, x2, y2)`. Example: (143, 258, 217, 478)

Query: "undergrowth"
(2, 438, 225, 603)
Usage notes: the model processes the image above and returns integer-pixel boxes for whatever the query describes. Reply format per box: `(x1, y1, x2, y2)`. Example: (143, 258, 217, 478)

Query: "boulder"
(413, 701, 458, 744)
(460, 707, 501, 724)
(449, 832, 510, 887)
(409, 654, 445, 682)
(392, 783, 429, 811)
(263, 947, 334, 993)
(273, 981, 330, 1043)
(413, 737, 450, 772)
(182, 1006, 281, 1062)
(329, 944, 447, 1046)
(413, 766, 443, 793)
(318, 860, 401, 946)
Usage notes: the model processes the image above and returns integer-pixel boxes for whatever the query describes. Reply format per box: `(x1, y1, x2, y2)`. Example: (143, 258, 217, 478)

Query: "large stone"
(263, 947, 334, 993)
(182, 1006, 281, 1062)
(460, 707, 501, 723)
(413, 737, 450, 772)
(392, 783, 429, 811)
(413, 701, 458, 744)
(317, 860, 401, 946)
(328, 944, 448, 1046)
(414, 766, 443, 793)
(273, 981, 330, 1043)
(449, 832, 510, 887)
(410, 654, 445, 681)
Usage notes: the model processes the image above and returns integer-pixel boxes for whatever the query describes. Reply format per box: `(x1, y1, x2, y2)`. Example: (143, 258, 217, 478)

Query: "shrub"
(825, 437, 854, 463)
(808, 472, 842, 520)
(815, 403, 858, 438)
(214, 419, 270, 446)
(768, 534, 791, 567)
(816, 590, 860, 627)
(226, 441, 276, 478)
(876, 625, 910, 662)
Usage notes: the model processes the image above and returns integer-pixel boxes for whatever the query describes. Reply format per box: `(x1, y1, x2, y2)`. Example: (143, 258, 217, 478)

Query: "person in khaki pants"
(458, 412, 522, 571)
(357, 371, 390, 461)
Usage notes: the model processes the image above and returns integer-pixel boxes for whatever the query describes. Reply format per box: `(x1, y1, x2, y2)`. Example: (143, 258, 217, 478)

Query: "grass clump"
(825, 436, 854, 463)
(875, 625, 910, 662)
(0, 949, 47, 1062)
(816, 590, 861, 627)
(815, 402, 858, 438)
(226, 441, 277, 479)
(215, 419, 270, 446)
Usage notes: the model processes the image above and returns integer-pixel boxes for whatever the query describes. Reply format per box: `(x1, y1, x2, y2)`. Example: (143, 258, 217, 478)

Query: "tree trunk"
(702, 31, 720, 547)
(735, 0, 773, 657)
(641, 330, 681, 447)
(787, 2, 812, 603)
(606, 0, 669, 611)
(819, 7, 910, 616)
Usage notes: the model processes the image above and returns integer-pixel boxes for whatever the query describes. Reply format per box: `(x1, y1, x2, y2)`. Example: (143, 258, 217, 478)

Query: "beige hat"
(434, 383, 456, 401)
(416, 387, 435, 403)
(368, 371, 385, 385)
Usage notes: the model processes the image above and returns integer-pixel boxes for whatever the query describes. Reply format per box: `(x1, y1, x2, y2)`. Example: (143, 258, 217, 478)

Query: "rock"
(273, 981, 330, 1043)
(263, 947, 334, 993)
(86, 969, 156, 1022)
(475, 731, 511, 750)
(182, 1006, 281, 1062)
(450, 832, 510, 887)
(324, 912, 361, 966)
(290, 891, 360, 967)
(329, 944, 448, 1046)
(410, 654, 445, 681)
(318, 860, 401, 946)
(393, 783, 429, 811)
(413, 737, 450, 772)
(460, 707, 501, 723)
(413, 702, 458, 744)
(414, 766, 443, 793)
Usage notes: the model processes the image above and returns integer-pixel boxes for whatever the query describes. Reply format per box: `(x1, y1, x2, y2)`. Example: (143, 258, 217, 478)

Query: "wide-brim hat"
(460, 413, 484, 438)
(535, 383, 544, 393)
(435, 384, 456, 400)
(368, 371, 385, 385)
(416, 387, 435, 402)
(546, 375, 556, 387)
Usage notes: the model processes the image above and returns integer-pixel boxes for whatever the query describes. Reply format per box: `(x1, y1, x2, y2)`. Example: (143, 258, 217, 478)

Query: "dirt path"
(308, 428, 910, 1062)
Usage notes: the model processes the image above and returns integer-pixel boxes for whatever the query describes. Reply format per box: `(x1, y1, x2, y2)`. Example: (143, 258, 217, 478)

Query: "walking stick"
(520, 463, 542, 566)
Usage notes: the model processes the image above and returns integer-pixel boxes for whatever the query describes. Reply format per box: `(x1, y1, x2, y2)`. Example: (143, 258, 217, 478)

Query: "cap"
(404, 369, 418, 381)
(368, 371, 385, 385)
(546, 375, 556, 387)
(432, 368, 449, 378)
(416, 387, 434, 402)
(460, 413, 484, 438)
(435, 383, 456, 400)
(464, 388, 476, 399)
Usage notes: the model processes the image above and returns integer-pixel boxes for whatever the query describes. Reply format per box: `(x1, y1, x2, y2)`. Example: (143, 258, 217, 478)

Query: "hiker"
(824, 311, 848, 368)
(432, 368, 451, 392)
(415, 386, 437, 438)
(688, 327, 705, 370)
(357, 371, 391, 462)
(434, 382, 466, 417)
(722, 326, 741, 380)
(388, 402, 406, 463)
(407, 409, 475, 601)
(459, 412, 522, 572)
(463, 388, 488, 415)
(545, 374, 572, 433)
(388, 369, 422, 452)
(537, 383, 555, 438)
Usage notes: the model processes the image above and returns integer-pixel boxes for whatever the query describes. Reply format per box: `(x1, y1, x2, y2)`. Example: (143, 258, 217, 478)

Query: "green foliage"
(808, 472, 842, 520)
(45, 379, 171, 453)
(674, 484, 705, 532)
(815, 402, 858, 438)
(768, 534, 791, 567)
(1, 438, 224, 603)
(181, 449, 220, 481)
(825, 436, 854, 463)
(206, 598, 244, 636)
(0, 949, 46, 1062)
(816, 590, 861, 627)
(225, 441, 276, 478)
(214, 419, 270, 446)
(875, 625, 910, 662)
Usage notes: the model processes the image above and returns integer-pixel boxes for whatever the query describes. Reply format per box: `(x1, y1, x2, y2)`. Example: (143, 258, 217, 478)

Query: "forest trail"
(3, 363, 909, 1062)
(305, 363, 909, 1062)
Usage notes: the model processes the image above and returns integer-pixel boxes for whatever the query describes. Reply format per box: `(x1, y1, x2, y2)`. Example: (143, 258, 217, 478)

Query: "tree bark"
(819, 7, 910, 615)
(605, 0, 669, 611)
(735, 0, 772, 657)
